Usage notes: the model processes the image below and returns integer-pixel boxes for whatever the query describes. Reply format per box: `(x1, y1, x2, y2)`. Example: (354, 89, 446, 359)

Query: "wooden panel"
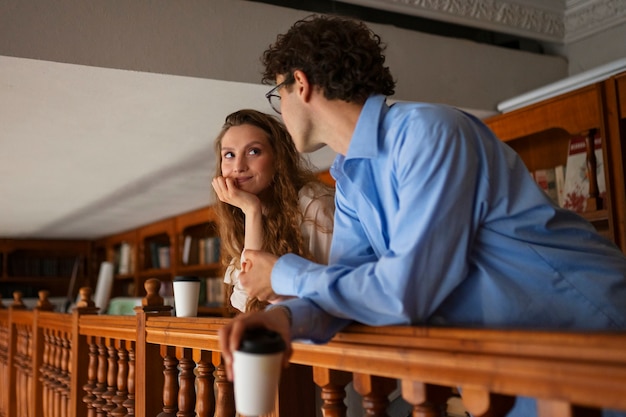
(174, 206, 218, 234)
(485, 85, 601, 141)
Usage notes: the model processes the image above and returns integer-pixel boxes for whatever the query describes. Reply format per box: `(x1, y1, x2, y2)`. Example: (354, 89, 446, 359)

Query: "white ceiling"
(0, 55, 335, 239)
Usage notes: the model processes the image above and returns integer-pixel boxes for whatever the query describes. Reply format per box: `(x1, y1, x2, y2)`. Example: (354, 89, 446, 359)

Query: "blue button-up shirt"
(272, 95, 626, 344)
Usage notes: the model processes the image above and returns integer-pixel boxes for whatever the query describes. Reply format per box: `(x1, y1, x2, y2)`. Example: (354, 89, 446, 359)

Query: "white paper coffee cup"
(233, 328, 286, 416)
(173, 276, 201, 317)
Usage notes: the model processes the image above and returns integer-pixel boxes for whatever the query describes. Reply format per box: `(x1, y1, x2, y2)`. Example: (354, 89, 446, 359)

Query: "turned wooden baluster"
(313, 367, 352, 417)
(0, 322, 6, 416)
(47, 329, 60, 417)
(158, 345, 179, 417)
(213, 352, 236, 417)
(59, 331, 71, 417)
(584, 128, 602, 211)
(82, 337, 99, 417)
(111, 340, 129, 417)
(52, 330, 65, 417)
(195, 350, 216, 417)
(401, 381, 451, 417)
(39, 329, 51, 417)
(460, 386, 515, 417)
(352, 373, 397, 417)
(92, 337, 109, 417)
(102, 340, 119, 415)
(122, 343, 135, 417)
(16, 324, 31, 417)
(177, 347, 197, 417)
(26, 324, 34, 417)
(0, 311, 8, 417)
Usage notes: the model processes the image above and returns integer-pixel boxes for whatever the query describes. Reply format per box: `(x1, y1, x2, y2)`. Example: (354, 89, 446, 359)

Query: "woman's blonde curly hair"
(213, 109, 333, 313)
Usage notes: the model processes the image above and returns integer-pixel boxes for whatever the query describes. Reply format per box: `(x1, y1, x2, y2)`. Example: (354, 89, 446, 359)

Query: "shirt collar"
(346, 95, 388, 160)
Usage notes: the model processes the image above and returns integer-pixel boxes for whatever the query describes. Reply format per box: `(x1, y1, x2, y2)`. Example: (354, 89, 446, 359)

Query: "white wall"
(564, 22, 626, 76)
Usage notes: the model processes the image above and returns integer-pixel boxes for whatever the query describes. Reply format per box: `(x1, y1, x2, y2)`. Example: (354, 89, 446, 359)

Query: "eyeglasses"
(265, 75, 292, 115)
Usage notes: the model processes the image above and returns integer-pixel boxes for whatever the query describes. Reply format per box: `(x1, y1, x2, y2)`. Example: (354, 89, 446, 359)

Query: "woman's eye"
(248, 148, 260, 156)
(223, 151, 234, 159)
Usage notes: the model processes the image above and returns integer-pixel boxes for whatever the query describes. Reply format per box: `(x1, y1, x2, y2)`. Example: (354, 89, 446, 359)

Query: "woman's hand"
(212, 176, 261, 215)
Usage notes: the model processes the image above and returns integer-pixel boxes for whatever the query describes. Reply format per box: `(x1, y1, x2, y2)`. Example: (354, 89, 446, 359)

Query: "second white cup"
(173, 276, 201, 317)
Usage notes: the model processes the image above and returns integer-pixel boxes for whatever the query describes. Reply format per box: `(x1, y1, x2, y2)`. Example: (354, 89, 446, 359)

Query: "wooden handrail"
(1, 285, 625, 417)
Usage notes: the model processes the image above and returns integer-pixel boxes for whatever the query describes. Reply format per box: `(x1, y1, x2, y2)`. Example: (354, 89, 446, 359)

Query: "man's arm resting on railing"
(218, 298, 351, 381)
(269, 297, 352, 344)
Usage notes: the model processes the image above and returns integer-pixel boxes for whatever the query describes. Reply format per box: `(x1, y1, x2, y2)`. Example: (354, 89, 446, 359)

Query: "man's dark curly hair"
(261, 14, 396, 104)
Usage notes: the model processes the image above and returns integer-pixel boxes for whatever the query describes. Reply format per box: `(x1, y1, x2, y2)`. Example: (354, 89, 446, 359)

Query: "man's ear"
(293, 70, 312, 103)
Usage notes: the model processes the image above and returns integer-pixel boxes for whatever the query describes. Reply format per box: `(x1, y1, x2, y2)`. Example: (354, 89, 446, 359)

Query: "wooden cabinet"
(484, 71, 626, 252)
(94, 206, 227, 315)
(0, 238, 92, 301)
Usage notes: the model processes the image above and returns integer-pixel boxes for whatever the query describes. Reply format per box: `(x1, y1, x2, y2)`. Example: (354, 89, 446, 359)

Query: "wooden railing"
(1, 280, 626, 417)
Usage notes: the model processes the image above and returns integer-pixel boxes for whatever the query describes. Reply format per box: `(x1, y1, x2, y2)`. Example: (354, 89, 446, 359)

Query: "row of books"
(532, 133, 605, 213)
(181, 236, 221, 266)
(148, 242, 171, 269)
(113, 235, 221, 274)
(202, 276, 226, 307)
(5, 255, 78, 277)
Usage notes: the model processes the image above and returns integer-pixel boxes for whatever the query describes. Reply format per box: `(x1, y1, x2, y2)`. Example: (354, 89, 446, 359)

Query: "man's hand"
(218, 307, 293, 381)
(239, 249, 280, 302)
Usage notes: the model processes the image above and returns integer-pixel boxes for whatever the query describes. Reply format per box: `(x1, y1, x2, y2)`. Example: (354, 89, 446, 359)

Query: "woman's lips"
(235, 176, 252, 185)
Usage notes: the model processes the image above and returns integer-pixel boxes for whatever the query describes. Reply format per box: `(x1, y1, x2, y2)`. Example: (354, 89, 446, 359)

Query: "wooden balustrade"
(1, 280, 625, 417)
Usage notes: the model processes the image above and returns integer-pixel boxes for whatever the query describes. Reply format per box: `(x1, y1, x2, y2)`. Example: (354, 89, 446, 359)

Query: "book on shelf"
(534, 167, 559, 205)
(205, 276, 225, 307)
(181, 235, 221, 265)
(158, 246, 170, 269)
(562, 132, 605, 213)
(148, 242, 171, 269)
(118, 242, 131, 274)
(182, 235, 192, 265)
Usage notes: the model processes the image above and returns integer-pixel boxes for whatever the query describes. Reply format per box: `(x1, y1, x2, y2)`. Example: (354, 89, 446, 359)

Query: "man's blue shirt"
(272, 94, 626, 343)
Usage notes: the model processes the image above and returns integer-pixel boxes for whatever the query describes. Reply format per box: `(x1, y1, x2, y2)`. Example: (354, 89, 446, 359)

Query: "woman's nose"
(233, 157, 247, 173)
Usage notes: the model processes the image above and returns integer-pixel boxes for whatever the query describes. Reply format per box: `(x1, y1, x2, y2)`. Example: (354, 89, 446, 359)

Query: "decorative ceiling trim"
(497, 57, 626, 112)
(338, 0, 565, 43)
(564, 0, 626, 43)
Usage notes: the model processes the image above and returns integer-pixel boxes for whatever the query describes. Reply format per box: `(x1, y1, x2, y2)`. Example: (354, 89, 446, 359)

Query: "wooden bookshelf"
(484, 71, 626, 252)
(0, 238, 92, 301)
(92, 206, 228, 316)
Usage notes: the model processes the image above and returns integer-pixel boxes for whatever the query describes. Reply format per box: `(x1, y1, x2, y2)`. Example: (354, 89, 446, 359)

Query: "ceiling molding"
(338, 0, 565, 43)
(339, 0, 624, 45)
(564, 0, 626, 43)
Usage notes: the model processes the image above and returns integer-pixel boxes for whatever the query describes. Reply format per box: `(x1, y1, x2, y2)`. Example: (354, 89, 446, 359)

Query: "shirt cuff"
(272, 253, 309, 296)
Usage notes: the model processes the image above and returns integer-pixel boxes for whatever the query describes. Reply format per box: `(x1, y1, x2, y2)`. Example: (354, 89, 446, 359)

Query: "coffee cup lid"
(174, 276, 201, 282)
(238, 327, 286, 354)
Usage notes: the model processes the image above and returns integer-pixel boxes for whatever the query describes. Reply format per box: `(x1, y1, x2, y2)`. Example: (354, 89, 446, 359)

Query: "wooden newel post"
(35, 290, 55, 311)
(70, 287, 100, 417)
(134, 278, 173, 417)
(9, 291, 26, 310)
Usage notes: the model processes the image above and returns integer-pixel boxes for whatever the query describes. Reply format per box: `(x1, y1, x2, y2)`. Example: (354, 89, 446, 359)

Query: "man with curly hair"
(219, 14, 626, 417)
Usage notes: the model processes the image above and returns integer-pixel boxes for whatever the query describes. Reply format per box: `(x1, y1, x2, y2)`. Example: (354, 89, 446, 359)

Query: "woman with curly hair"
(212, 108, 334, 313)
